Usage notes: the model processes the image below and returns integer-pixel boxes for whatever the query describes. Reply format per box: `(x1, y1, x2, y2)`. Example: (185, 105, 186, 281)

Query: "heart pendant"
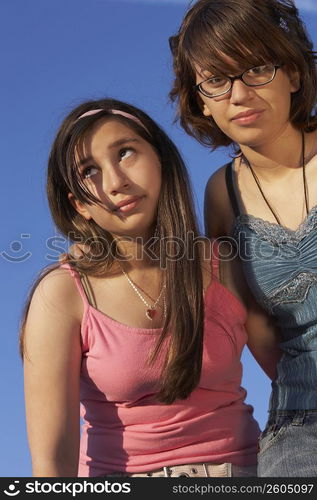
(146, 309, 156, 320)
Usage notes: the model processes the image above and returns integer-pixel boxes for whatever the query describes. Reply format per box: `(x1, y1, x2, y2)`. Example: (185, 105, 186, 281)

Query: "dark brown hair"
(169, 0, 317, 150)
(20, 98, 205, 404)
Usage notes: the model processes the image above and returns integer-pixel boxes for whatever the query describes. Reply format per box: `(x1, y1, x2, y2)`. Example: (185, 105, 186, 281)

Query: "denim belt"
(107, 462, 233, 477)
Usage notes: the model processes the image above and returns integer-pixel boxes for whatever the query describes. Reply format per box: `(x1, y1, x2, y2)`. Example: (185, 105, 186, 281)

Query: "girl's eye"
(210, 77, 226, 85)
(82, 166, 99, 179)
(248, 65, 267, 75)
(119, 148, 134, 161)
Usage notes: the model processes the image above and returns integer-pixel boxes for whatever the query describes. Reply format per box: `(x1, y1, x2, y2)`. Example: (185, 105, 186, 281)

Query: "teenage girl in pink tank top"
(20, 98, 279, 478)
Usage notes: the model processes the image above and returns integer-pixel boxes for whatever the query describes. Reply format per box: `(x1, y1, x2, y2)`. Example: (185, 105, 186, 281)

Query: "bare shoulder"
(27, 266, 84, 324)
(22, 266, 84, 364)
(204, 164, 228, 205)
(205, 163, 228, 189)
(204, 162, 234, 237)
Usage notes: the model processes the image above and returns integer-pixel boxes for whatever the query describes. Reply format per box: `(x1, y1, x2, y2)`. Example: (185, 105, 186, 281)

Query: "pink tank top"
(65, 243, 260, 477)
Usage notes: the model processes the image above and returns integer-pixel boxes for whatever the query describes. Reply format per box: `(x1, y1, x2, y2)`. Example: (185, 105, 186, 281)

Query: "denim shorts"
(258, 410, 317, 477)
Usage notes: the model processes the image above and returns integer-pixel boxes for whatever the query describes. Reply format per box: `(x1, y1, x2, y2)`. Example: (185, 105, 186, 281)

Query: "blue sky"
(1, 0, 317, 477)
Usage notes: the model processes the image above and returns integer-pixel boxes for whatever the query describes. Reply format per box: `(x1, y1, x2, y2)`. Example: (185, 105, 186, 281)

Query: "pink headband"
(75, 108, 149, 133)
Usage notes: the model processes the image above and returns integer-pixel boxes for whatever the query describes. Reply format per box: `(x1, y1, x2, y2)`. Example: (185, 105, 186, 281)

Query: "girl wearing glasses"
(21, 97, 271, 477)
(170, 0, 317, 478)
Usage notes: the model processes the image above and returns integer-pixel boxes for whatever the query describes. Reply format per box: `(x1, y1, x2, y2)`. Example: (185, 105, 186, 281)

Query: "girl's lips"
(115, 197, 143, 213)
(232, 110, 264, 125)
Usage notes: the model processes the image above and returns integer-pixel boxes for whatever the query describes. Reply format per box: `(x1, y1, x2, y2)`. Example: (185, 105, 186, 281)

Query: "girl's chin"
(230, 131, 270, 149)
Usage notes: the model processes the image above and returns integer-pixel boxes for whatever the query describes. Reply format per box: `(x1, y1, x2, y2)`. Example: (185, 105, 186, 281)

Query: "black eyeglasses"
(194, 64, 282, 98)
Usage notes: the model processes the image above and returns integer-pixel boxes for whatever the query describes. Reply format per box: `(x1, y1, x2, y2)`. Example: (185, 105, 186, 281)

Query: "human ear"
(68, 193, 92, 220)
(202, 103, 213, 117)
(194, 66, 213, 117)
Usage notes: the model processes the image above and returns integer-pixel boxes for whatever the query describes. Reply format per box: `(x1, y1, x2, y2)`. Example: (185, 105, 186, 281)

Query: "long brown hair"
(20, 98, 204, 404)
(169, 0, 317, 150)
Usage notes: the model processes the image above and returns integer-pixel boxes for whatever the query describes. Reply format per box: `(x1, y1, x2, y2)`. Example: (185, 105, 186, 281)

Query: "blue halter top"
(225, 161, 317, 410)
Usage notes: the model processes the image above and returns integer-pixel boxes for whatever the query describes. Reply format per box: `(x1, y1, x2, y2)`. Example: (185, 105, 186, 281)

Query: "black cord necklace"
(242, 131, 308, 225)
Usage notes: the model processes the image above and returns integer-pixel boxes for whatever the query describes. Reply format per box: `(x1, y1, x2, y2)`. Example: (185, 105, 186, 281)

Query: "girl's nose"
(106, 166, 130, 195)
(229, 79, 253, 104)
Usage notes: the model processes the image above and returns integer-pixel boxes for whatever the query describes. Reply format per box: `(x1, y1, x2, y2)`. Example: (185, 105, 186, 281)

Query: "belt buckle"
(164, 465, 190, 477)
(167, 465, 202, 477)
(202, 463, 209, 477)
(163, 466, 172, 477)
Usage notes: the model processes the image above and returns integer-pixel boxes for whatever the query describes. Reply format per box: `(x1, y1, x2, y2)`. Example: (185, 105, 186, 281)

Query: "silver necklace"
(120, 266, 166, 320)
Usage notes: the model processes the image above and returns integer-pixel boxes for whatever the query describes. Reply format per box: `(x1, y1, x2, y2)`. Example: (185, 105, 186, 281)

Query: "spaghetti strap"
(61, 263, 97, 309)
(79, 272, 97, 309)
(225, 161, 241, 218)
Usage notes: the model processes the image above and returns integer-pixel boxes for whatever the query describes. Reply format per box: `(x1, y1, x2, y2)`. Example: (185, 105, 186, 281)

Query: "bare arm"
(219, 247, 281, 380)
(205, 165, 281, 379)
(244, 290, 282, 380)
(204, 165, 233, 238)
(23, 269, 82, 477)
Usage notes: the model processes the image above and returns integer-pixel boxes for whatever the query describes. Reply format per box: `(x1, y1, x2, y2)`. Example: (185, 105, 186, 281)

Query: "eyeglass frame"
(194, 64, 282, 98)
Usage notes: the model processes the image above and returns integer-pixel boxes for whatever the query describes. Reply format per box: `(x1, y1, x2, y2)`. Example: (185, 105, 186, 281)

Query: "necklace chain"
(120, 265, 166, 320)
(243, 131, 308, 225)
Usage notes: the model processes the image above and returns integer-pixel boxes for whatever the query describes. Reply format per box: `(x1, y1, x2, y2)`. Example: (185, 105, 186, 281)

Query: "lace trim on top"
(230, 206, 317, 312)
(232, 204, 317, 244)
(261, 272, 317, 314)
